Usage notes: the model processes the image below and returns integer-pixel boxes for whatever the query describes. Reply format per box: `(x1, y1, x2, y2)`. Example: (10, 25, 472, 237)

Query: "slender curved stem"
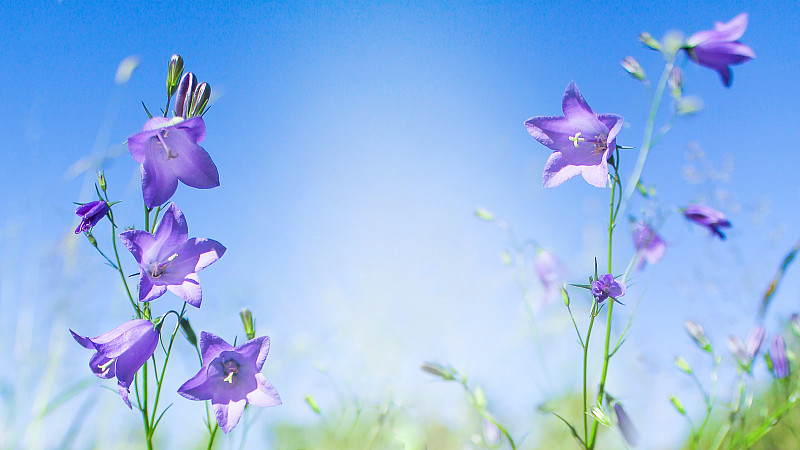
(150, 302, 188, 431)
(583, 309, 597, 446)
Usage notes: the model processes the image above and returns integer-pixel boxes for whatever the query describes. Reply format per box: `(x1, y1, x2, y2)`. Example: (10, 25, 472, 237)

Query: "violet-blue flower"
(178, 331, 281, 433)
(612, 402, 639, 447)
(632, 222, 666, 269)
(683, 204, 732, 240)
(591, 274, 625, 303)
(127, 116, 219, 208)
(770, 335, 789, 379)
(684, 13, 755, 87)
(525, 81, 623, 188)
(74, 200, 109, 234)
(119, 203, 225, 307)
(70, 319, 159, 408)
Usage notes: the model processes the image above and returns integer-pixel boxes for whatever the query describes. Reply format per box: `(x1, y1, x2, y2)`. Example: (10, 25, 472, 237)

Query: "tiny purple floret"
(770, 335, 789, 379)
(591, 274, 625, 303)
(119, 203, 225, 307)
(632, 222, 666, 269)
(525, 81, 623, 188)
(685, 13, 755, 87)
(70, 319, 159, 408)
(74, 200, 109, 234)
(534, 249, 565, 306)
(683, 204, 732, 240)
(178, 331, 281, 433)
(127, 116, 219, 208)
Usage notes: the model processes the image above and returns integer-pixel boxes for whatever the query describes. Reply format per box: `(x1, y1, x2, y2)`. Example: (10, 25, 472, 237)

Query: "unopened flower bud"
(97, 171, 107, 192)
(189, 82, 211, 117)
(591, 406, 611, 427)
(675, 356, 692, 374)
(167, 54, 184, 97)
(86, 231, 98, 247)
(474, 386, 486, 408)
(483, 419, 501, 447)
(304, 394, 321, 415)
(421, 361, 455, 381)
(685, 320, 712, 354)
(240, 308, 256, 340)
(676, 96, 703, 116)
(668, 67, 683, 98)
(613, 403, 639, 447)
(560, 285, 570, 307)
(669, 394, 686, 415)
(475, 208, 494, 221)
(638, 32, 661, 51)
(621, 56, 646, 81)
(179, 317, 198, 346)
(175, 72, 197, 118)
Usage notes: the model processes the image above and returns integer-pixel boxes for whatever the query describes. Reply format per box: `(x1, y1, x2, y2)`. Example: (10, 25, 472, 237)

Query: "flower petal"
(139, 274, 168, 303)
(91, 320, 157, 359)
(167, 273, 203, 307)
(235, 336, 270, 370)
(580, 161, 610, 188)
(118, 383, 133, 409)
(214, 398, 247, 433)
(153, 203, 189, 253)
(246, 373, 282, 407)
(177, 365, 214, 401)
(114, 329, 159, 387)
(119, 230, 155, 265)
(200, 331, 234, 363)
(141, 139, 179, 208)
(542, 152, 583, 188)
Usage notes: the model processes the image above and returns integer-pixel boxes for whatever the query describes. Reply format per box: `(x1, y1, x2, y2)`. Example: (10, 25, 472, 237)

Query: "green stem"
(588, 167, 619, 450)
(207, 424, 219, 450)
(105, 198, 140, 317)
(149, 302, 188, 432)
(622, 58, 675, 207)
(143, 360, 152, 449)
(583, 308, 597, 447)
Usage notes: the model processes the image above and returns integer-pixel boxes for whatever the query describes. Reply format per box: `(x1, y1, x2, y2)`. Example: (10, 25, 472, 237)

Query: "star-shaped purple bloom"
(683, 204, 731, 240)
(70, 319, 159, 408)
(591, 274, 625, 303)
(74, 200, 109, 234)
(525, 81, 623, 188)
(632, 222, 666, 270)
(178, 332, 281, 433)
(127, 116, 220, 208)
(685, 13, 755, 87)
(119, 203, 225, 307)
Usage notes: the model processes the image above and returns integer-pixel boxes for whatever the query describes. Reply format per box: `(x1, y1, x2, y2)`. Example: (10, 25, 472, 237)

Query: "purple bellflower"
(119, 203, 225, 307)
(525, 81, 623, 188)
(178, 331, 281, 433)
(534, 249, 566, 306)
(613, 402, 639, 447)
(127, 116, 219, 208)
(770, 335, 789, 379)
(74, 200, 109, 234)
(683, 204, 732, 240)
(685, 13, 755, 87)
(632, 222, 666, 269)
(70, 319, 159, 408)
(591, 274, 625, 303)
(728, 326, 765, 371)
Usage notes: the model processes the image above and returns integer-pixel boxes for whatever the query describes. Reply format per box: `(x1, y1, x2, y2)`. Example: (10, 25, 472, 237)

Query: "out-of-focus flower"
(769, 335, 789, 379)
(483, 419, 501, 447)
(70, 319, 159, 408)
(591, 274, 625, 303)
(728, 326, 764, 371)
(534, 249, 566, 306)
(119, 203, 225, 307)
(685, 320, 712, 353)
(127, 115, 219, 208)
(613, 402, 639, 447)
(178, 332, 281, 433)
(632, 222, 666, 269)
(668, 67, 683, 98)
(621, 57, 646, 81)
(525, 81, 623, 188)
(421, 362, 455, 381)
(683, 204, 732, 240)
(638, 32, 661, 51)
(74, 200, 109, 234)
(684, 13, 755, 87)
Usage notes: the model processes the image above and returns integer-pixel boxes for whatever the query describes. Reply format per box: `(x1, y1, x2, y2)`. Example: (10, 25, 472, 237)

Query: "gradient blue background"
(1, 0, 799, 447)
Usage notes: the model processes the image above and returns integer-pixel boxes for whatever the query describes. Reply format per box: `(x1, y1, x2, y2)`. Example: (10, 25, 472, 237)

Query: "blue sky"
(2, 0, 800, 447)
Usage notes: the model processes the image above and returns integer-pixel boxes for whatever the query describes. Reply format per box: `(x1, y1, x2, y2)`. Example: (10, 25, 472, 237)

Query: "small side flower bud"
(475, 208, 495, 221)
(676, 96, 703, 116)
(179, 317, 198, 347)
(621, 57, 646, 81)
(591, 406, 611, 428)
(638, 32, 661, 51)
(86, 231, 98, 247)
(189, 82, 211, 117)
(175, 72, 198, 118)
(675, 356, 692, 374)
(98, 171, 107, 192)
(560, 285, 570, 307)
(167, 54, 184, 97)
(668, 67, 683, 99)
(240, 308, 256, 340)
(304, 394, 321, 415)
(421, 362, 455, 381)
(473, 386, 486, 408)
(669, 394, 686, 415)
(685, 320, 712, 354)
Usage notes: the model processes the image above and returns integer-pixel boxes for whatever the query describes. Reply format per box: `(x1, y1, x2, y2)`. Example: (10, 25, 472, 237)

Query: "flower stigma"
(569, 132, 584, 147)
(150, 253, 178, 278)
(98, 358, 115, 375)
(222, 359, 239, 384)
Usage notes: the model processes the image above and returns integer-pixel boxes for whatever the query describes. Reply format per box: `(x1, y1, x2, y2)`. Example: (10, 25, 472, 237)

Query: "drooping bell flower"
(534, 249, 566, 306)
(74, 200, 109, 234)
(119, 203, 225, 307)
(127, 115, 219, 208)
(70, 319, 160, 408)
(683, 204, 732, 240)
(684, 13, 755, 87)
(632, 222, 666, 269)
(525, 81, 623, 188)
(770, 335, 789, 379)
(178, 332, 281, 433)
(591, 274, 625, 303)
(613, 402, 639, 447)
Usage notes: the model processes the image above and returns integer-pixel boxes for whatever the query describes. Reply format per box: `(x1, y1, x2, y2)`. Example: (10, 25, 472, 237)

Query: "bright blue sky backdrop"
(2, 0, 799, 447)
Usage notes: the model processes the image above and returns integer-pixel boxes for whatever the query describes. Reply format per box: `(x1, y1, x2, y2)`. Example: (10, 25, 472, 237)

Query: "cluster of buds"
(167, 54, 212, 118)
